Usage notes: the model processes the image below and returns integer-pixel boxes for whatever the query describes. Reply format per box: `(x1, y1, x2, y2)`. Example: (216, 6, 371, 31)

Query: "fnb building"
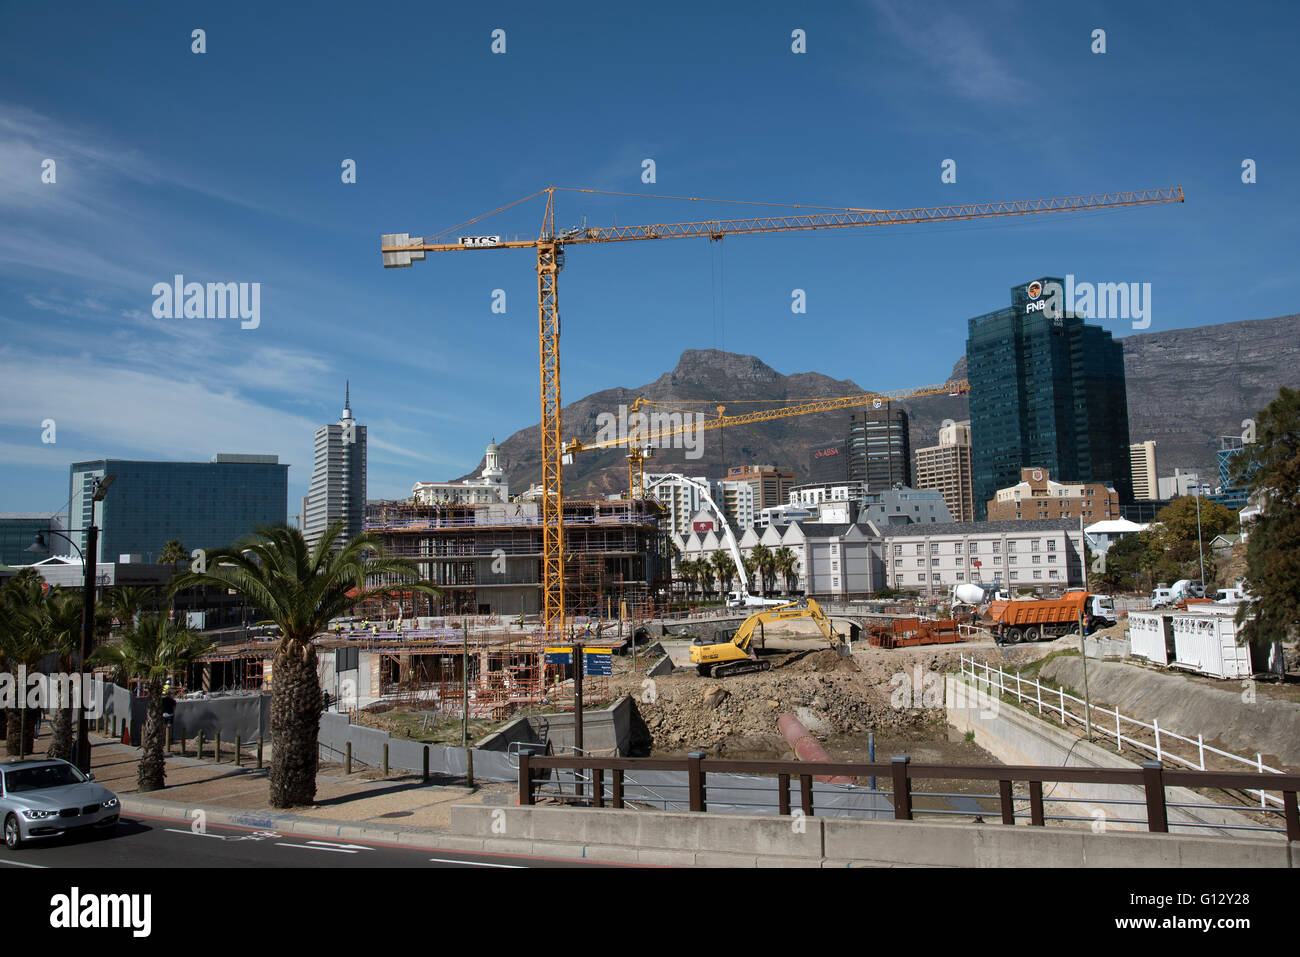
(966, 278, 1132, 520)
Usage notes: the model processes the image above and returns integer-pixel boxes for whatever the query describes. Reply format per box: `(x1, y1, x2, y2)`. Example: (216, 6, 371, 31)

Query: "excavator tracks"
(706, 659, 773, 679)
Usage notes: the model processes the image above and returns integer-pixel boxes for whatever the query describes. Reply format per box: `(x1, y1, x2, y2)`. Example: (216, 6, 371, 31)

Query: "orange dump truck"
(983, 592, 1116, 644)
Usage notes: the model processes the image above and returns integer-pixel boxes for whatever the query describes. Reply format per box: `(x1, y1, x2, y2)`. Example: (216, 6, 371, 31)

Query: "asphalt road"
(0, 812, 602, 868)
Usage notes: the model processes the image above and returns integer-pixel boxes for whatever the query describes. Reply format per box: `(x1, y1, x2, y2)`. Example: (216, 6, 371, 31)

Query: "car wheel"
(4, 815, 22, 850)
(1006, 628, 1023, 644)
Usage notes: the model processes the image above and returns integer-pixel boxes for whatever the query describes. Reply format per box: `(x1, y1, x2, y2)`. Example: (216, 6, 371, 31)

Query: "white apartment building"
(1129, 440, 1159, 501)
(412, 439, 509, 506)
(879, 520, 1087, 596)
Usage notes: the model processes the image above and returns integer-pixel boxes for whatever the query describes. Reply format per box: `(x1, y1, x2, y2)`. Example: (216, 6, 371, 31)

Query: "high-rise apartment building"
(967, 277, 1132, 520)
(1129, 441, 1159, 500)
(725, 464, 796, 511)
(304, 384, 367, 548)
(67, 455, 287, 563)
(848, 405, 911, 490)
(913, 419, 975, 522)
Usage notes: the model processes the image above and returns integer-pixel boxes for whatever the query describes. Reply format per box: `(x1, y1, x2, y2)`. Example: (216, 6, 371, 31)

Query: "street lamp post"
(29, 475, 114, 773)
(1194, 487, 1207, 593)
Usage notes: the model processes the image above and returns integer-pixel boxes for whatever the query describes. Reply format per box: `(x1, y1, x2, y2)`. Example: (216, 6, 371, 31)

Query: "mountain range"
(452, 313, 1300, 498)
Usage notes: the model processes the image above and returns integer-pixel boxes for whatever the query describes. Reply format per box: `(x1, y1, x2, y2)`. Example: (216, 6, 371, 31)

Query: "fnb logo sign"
(1024, 281, 1047, 313)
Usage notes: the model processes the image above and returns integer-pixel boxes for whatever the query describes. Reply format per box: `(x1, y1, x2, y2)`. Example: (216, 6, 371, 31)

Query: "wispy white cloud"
(867, 0, 1032, 104)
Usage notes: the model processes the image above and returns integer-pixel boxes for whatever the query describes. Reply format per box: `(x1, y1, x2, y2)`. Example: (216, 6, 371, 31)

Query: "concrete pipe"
(777, 713, 854, 784)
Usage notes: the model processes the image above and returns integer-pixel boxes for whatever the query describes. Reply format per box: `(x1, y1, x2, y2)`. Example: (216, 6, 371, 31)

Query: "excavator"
(689, 599, 848, 678)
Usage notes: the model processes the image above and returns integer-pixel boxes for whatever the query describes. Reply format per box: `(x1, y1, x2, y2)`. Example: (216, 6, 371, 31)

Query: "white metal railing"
(957, 653, 1285, 809)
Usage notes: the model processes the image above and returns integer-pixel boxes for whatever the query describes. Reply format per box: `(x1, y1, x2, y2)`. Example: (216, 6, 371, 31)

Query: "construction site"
(362, 497, 669, 619)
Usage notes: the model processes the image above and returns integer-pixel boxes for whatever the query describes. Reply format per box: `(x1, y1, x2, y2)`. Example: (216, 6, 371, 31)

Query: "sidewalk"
(50, 728, 516, 840)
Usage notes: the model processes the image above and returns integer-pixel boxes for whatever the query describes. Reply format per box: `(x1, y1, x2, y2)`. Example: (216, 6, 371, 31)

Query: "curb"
(119, 795, 461, 850)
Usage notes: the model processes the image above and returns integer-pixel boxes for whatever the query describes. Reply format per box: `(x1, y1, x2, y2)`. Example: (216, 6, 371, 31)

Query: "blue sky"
(1, 0, 1297, 516)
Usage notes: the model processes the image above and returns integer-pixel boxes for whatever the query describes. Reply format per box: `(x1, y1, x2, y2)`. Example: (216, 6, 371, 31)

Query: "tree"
(772, 547, 798, 596)
(1231, 387, 1300, 651)
(35, 590, 83, 761)
(0, 576, 48, 757)
(1153, 496, 1237, 562)
(108, 586, 156, 631)
(95, 615, 210, 790)
(675, 558, 696, 600)
(750, 544, 774, 597)
(710, 551, 735, 598)
(742, 553, 760, 597)
(158, 539, 188, 569)
(170, 522, 437, 807)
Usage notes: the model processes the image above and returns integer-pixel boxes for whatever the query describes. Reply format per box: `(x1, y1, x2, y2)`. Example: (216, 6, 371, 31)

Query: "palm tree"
(750, 544, 774, 597)
(675, 558, 696, 601)
(108, 586, 156, 632)
(710, 551, 735, 599)
(772, 547, 798, 596)
(36, 590, 83, 761)
(170, 522, 438, 807)
(0, 576, 48, 757)
(96, 615, 210, 791)
(742, 553, 760, 598)
(158, 539, 188, 569)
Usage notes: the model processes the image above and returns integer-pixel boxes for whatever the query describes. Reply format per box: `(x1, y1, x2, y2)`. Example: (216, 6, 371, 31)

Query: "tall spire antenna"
(346, 379, 351, 409)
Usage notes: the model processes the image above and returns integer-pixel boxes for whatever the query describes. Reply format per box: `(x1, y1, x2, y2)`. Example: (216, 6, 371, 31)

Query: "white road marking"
(275, 842, 358, 853)
(165, 828, 225, 839)
(0, 858, 47, 868)
(427, 857, 523, 868)
(305, 840, 373, 850)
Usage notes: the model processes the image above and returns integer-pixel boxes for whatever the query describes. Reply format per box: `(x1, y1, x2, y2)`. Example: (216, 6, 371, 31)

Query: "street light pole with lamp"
(27, 474, 115, 773)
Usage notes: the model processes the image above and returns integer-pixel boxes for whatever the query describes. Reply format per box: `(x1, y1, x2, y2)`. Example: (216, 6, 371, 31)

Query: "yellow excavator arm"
(689, 599, 845, 678)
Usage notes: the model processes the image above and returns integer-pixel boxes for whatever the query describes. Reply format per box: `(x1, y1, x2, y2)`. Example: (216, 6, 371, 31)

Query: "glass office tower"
(67, 455, 288, 563)
(848, 404, 911, 491)
(967, 277, 1132, 520)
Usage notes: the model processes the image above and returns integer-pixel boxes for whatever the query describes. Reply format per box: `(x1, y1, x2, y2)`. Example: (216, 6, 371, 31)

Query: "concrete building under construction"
(364, 496, 670, 618)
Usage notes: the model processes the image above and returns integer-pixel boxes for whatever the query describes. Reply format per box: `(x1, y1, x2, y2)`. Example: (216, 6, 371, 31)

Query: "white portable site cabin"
(1169, 606, 1280, 679)
(1128, 611, 1176, 665)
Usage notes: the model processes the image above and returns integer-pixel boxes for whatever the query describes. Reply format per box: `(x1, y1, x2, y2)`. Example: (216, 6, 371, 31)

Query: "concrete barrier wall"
(98, 686, 269, 746)
(316, 712, 517, 782)
(476, 696, 650, 757)
(444, 804, 1294, 868)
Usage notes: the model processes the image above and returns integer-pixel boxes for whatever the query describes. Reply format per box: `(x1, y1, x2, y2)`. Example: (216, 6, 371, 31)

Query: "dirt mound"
(779, 650, 861, 673)
(611, 654, 944, 754)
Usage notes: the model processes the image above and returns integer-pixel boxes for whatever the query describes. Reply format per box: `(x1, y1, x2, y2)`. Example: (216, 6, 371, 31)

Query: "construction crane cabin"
(381, 184, 1184, 641)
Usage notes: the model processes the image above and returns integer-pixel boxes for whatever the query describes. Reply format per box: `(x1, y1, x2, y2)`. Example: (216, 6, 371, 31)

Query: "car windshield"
(4, 763, 87, 793)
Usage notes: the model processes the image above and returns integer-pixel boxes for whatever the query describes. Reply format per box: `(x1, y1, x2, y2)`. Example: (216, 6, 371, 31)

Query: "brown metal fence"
(517, 753, 1300, 840)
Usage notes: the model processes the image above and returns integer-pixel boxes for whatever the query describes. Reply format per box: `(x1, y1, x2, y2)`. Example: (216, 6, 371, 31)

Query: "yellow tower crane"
(381, 185, 1183, 640)
(564, 379, 972, 498)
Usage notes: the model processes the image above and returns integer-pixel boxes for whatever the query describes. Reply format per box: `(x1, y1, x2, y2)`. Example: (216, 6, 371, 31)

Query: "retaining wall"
(442, 803, 1293, 868)
(945, 674, 1269, 837)
(1040, 656, 1300, 766)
